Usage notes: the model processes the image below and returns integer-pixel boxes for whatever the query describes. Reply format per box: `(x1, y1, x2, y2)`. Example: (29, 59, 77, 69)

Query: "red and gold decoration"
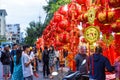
(84, 26, 100, 44)
(36, 0, 120, 70)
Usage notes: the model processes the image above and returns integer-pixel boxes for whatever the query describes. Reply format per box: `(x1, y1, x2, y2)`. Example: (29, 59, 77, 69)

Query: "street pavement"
(0, 62, 3, 80)
(0, 62, 66, 80)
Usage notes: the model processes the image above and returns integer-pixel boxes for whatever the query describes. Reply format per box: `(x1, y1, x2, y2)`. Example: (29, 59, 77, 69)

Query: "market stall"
(36, 0, 120, 79)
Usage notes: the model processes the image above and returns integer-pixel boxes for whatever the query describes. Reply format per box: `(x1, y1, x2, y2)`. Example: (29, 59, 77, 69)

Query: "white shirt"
(22, 52, 33, 78)
(55, 50, 59, 57)
(30, 51, 35, 59)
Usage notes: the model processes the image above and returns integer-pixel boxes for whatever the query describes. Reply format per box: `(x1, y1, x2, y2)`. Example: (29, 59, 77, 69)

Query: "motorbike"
(62, 59, 89, 80)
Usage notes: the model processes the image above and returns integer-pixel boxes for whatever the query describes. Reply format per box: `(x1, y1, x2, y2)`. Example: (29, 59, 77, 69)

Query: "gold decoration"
(88, 7, 96, 24)
(102, 34, 114, 46)
(84, 26, 100, 44)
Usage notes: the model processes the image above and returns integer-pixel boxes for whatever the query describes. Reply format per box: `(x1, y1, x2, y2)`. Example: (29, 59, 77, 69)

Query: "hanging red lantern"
(114, 33, 120, 56)
(66, 27, 72, 32)
(58, 19, 70, 30)
(111, 22, 120, 33)
(53, 12, 64, 22)
(114, 8, 120, 20)
(97, 10, 115, 24)
(76, 0, 86, 5)
(58, 5, 68, 16)
(100, 24, 112, 35)
(54, 41, 63, 47)
(81, 5, 87, 12)
(108, 0, 120, 8)
(55, 26, 63, 33)
(68, 2, 82, 19)
(59, 33, 70, 43)
(81, 37, 87, 43)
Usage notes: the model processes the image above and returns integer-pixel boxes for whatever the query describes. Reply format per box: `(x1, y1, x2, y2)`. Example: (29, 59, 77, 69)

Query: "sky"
(0, 0, 48, 32)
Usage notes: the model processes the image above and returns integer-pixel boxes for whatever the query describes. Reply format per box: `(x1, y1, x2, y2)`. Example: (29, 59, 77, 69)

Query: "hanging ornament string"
(105, 0, 109, 23)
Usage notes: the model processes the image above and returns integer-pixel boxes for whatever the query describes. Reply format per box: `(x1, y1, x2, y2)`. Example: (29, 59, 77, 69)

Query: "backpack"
(1, 51, 10, 65)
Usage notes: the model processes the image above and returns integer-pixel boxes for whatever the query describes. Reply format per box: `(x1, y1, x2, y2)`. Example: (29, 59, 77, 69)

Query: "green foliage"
(44, 0, 71, 14)
(24, 21, 45, 45)
(43, 0, 71, 27)
(25, 0, 71, 45)
(50, 0, 71, 13)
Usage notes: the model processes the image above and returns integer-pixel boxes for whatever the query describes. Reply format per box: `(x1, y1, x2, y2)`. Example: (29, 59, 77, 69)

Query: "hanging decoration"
(84, 26, 100, 44)
(36, 0, 120, 70)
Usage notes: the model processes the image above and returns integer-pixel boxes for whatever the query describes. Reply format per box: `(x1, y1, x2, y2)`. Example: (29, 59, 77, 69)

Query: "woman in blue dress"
(12, 49, 23, 80)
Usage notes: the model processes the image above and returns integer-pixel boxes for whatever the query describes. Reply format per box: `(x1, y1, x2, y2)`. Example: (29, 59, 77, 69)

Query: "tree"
(24, 0, 71, 45)
(24, 21, 45, 45)
(43, 0, 71, 27)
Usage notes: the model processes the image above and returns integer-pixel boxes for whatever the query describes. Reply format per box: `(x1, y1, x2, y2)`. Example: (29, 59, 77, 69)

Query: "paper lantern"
(58, 19, 70, 30)
(114, 8, 120, 20)
(81, 5, 87, 12)
(109, 0, 120, 8)
(97, 10, 115, 24)
(54, 41, 63, 47)
(100, 24, 112, 35)
(81, 37, 87, 43)
(68, 2, 82, 19)
(111, 22, 120, 33)
(58, 5, 68, 16)
(66, 27, 72, 32)
(55, 26, 63, 33)
(114, 33, 120, 56)
(59, 33, 70, 43)
(76, 0, 86, 5)
(53, 12, 64, 22)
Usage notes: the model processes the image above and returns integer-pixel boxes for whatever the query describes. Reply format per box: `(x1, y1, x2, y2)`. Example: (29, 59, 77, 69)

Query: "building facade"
(6, 24, 20, 43)
(0, 9, 7, 39)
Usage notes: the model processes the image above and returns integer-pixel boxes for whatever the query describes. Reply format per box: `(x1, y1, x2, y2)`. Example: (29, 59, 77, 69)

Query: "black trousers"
(43, 63, 50, 77)
(24, 75, 33, 80)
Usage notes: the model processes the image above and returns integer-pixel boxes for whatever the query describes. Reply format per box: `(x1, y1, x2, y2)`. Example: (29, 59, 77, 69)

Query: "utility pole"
(38, 16, 41, 24)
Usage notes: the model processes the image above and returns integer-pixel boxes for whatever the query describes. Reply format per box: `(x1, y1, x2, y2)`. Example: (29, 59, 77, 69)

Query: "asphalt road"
(0, 62, 49, 80)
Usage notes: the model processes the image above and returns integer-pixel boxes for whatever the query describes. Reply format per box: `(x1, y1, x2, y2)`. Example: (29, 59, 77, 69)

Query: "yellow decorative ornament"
(102, 34, 114, 46)
(84, 26, 100, 44)
(88, 7, 96, 24)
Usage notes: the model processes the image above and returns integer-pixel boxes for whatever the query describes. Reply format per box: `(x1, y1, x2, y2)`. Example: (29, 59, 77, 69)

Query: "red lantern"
(111, 22, 120, 33)
(68, 2, 81, 19)
(54, 41, 63, 47)
(59, 33, 70, 43)
(100, 24, 112, 35)
(97, 10, 115, 24)
(114, 33, 120, 56)
(55, 26, 63, 33)
(109, 0, 120, 8)
(81, 37, 87, 43)
(114, 8, 120, 20)
(58, 19, 70, 30)
(66, 27, 72, 32)
(58, 5, 68, 16)
(81, 5, 87, 12)
(53, 12, 64, 22)
(76, 0, 86, 5)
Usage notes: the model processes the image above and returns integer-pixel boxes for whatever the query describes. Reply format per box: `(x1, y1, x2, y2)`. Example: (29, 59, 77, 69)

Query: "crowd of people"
(0, 43, 120, 80)
(0, 44, 60, 80)
(75, 45, 120, 80)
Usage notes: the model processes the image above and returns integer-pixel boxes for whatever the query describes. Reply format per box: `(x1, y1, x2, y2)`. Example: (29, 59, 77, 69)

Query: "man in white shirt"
(22, 45, 34, 80)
